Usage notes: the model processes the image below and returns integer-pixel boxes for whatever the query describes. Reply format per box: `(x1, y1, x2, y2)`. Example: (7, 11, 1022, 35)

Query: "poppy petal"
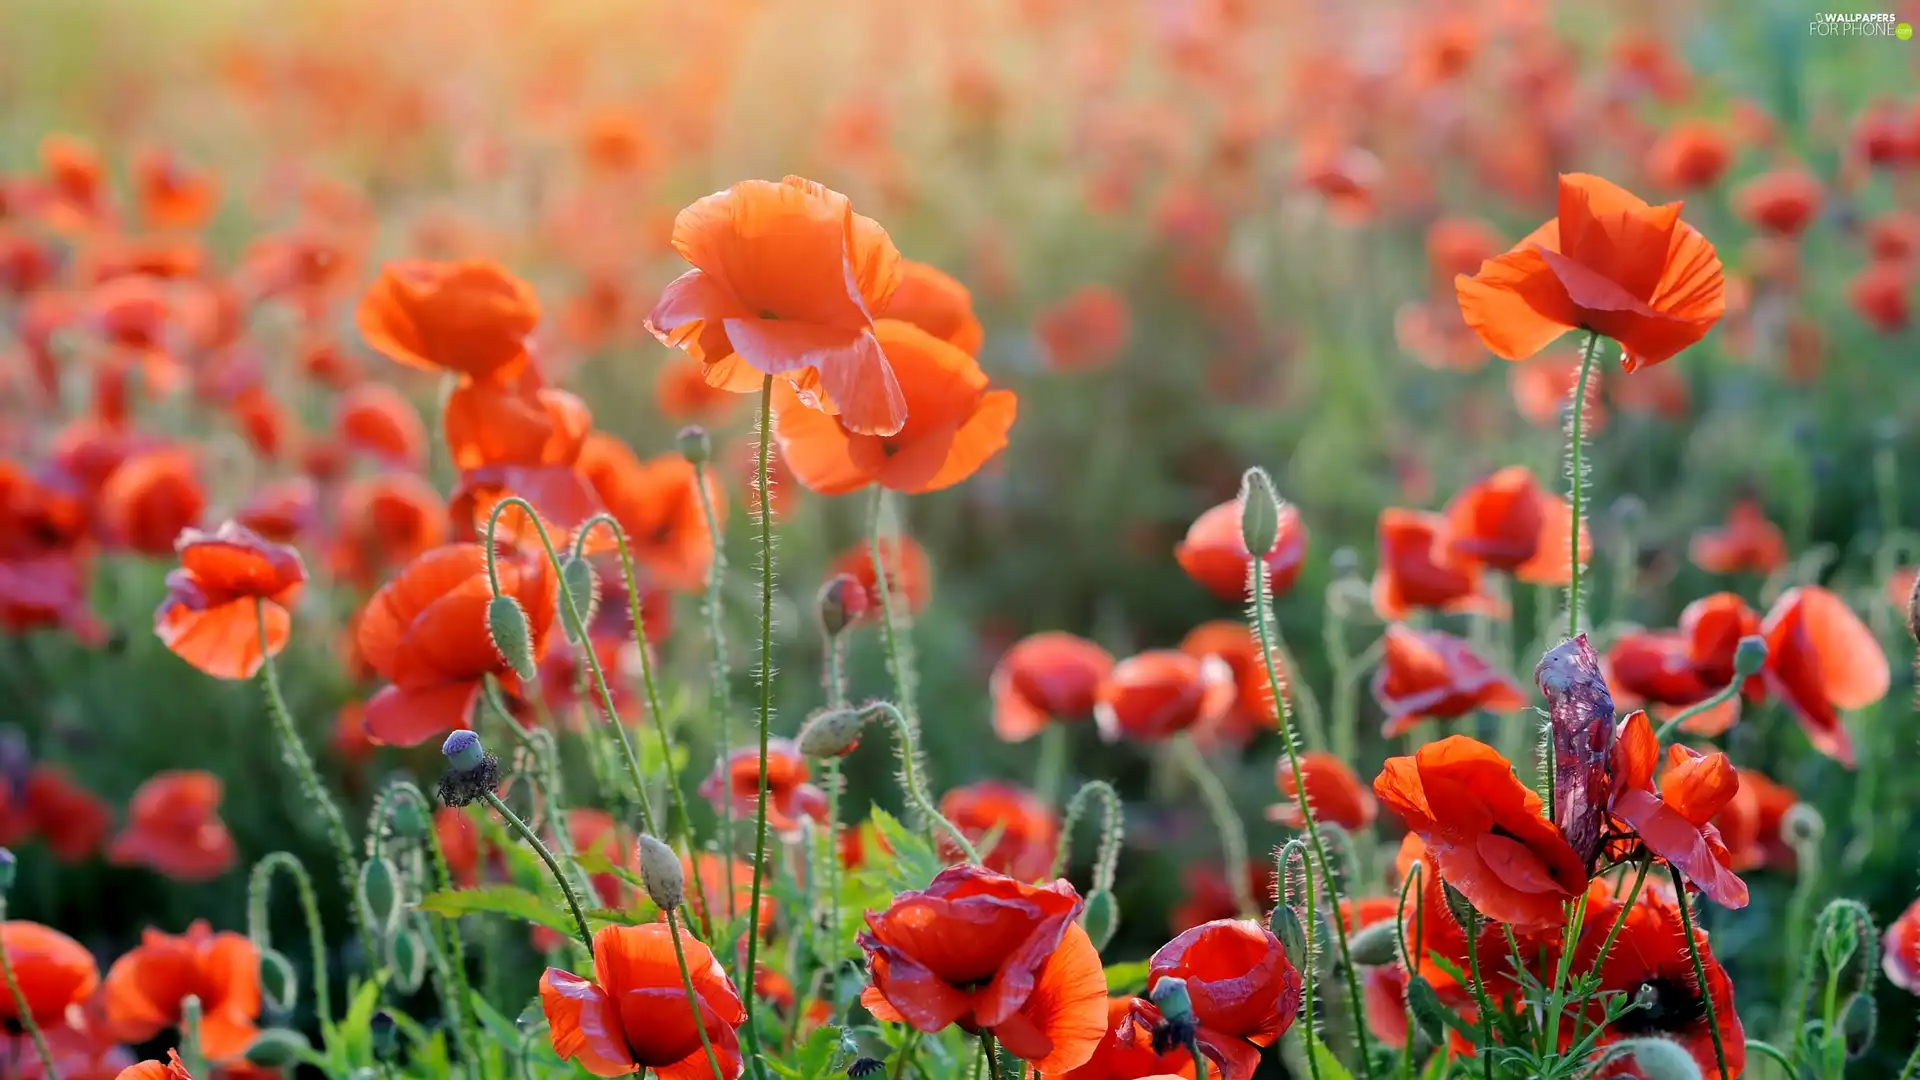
(362, 682, 480, 747)
(996, 922, 1111, 1073)
(1454, 248, 1579, 361)
(540, 968, 638, 1077)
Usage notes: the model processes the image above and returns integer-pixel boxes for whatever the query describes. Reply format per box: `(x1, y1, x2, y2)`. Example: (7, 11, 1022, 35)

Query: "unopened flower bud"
(636, 834, 685, 912)
(1346, 917, 1399, 967)
(1905, 568, 1920, 644)
(1843, 992, 1877, 1059)
(258, 948, 299, 1015)
(1238, 468, 1282, 556)
(1782, 802, 1825, 848)
(245, 1029, 312, 1068)
(1403, 974, 1451, 1045)
(438, 731, 501, 808)
(1605, 1038, 1703, 1080)
(1080, 889, 1118, 952)
(1442, 881, 1480, 928)
(678, 425, 712, 466)
(357, 856, 405, 938)
(817, 574, 868, 637)
(559, 556, 601, 642)
(1733, 635, 1768, 678)
(388, 929, 428, 994)
(1610, 495, 1647, 529)
(389, 800, 430, 841)
(797, 708, 866, 759)
(1269, 904, 1309, 970)
(487, 595, 538, 682)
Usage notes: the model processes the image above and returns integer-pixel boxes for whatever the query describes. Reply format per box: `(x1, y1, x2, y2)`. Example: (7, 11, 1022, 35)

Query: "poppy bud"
(1842, 992, 1877, 1059)
(796, 707, 866, 759)
(358, 856, 405, 939)
(817, 574, 867, 638)
(1783, 802, 1825, 848)
(388, 928, 429, 994)
(1269, 904, 1309, 970)
(678, 425, 711, 466)
(1403, 974, 1453, 1047)
(1238, 467, 1282, 557)
(636, 834, 684, 912)
(1441, 881, 1480, 928)
(0, 848, 14, 893)
(1346, 917, 1398, 967)
(244, 1029, 312, 1068)
(1080, 889, 1118, 951)
(1604, 1038, 1703, 1080)
(438, 731, 501, 808)
(388, 800, 430, 841)
(1733, 635, 1768, 678)
(258, 947, 299, 1015)
(559, 556, 601, 643)
(370, 1010, 400, 1059)
(486, 594, 538, 682)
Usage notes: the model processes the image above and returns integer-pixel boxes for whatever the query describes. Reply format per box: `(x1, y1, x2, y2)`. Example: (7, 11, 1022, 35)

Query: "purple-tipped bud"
(1535, 634, 1614, 873)
(1733, 635, 1768, 678)
(678, 425, 711, 466)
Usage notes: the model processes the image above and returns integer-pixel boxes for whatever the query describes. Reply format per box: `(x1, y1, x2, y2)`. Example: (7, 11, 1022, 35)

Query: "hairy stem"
(1566, 331, 1601, 640)
(743, 375, 777, 1075)
(482, 791, 594, 956)
(0, 893, 57, 1079)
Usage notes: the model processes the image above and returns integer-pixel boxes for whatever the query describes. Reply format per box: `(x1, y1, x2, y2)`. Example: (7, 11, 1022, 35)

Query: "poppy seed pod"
(796, 707, 866, 759)
(1733, 634, 1768, 678)
(636, 834, 684, 911)
(244, 1028, 312, 1068)
(1238, 468, 1282, 560)
(438, 731, 501, 808)
(357, 856, 405, 938)
(1605, 1037, 1704, 1080)
(678, 425, 711, 466)
(1081, 888, 1118, 951)
(559, 556, 601, 643)
(486, 594, 539, 682)
(1148, 974, 1193, 1023)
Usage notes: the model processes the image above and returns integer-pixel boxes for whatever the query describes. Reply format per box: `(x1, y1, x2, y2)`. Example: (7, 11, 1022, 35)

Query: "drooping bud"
(244, 1029, 312, 1068)
(357, 856, 405, 939)
(438, 731, 501, 808)
(817, 574, 869, 638)
(1782, 802, 1825, 848)
(636, 834, 685, 912)
(388, 800, 430, 841)
(1346, 918, 1399, 967)
(1329, 546, 1360, 579)
(258, 948, 299, 1015)
(796, 707, 866, 759)
(1604, 1038, 1703, 1080)
(1843, 992, 1878, 1059)
(678, 425, 712, 466)
(1080, 889, 1118, 951)
(1534, 634, 1614, 873)
(486, 595, 538, 682)
(388, 929, 428, 994)
(1269, 904, 1309, 970)
(1403, 974, 1455, 1047)
(1238, 468, 1281, 557)
(1441, 882, 1479, 929)
(559, 556, 601, 643)
(1733, 635, 1768, 678)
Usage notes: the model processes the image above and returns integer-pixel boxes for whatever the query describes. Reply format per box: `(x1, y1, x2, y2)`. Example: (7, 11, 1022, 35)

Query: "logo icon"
(1899, 21, 1914, 38)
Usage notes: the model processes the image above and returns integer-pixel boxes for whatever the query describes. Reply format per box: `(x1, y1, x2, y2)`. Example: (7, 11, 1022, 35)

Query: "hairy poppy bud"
(1346, 917, 1398, 967)
(486, 594, 538, 682)
(559, 556, 601, 643)
(636, 834, 684, 912)
(1605, 1038, 1703, 1080)
(0, 848, 14, 893)
(817, 574, 867, 637)
(678, 425, 712, 466)
(388, 800, 430, 841)
(1843, 992, 1877, 1059)
(258, 948, 299, 1015)
(389, 929, 428, 994)
(438, 731, 501, 808)
(796, 707, 866, 759)
(1238, 468, 1282, 557)
(244, 1029, 312, 1068)
(1442, 881, 1480, 928)
(1907, 567, 1920, 644)
(357, 856, 405, 939)
(1080, 889, 1118, 951)
(1269, 904, 1309, 970)
(1783, 802, 1825, 848)
(1733, 635, 1768, 678)
(1403, 974, 1453, 1046)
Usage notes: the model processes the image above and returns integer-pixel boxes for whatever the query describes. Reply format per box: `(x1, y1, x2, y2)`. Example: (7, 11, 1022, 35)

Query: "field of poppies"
(2, 0, 1919, 1077)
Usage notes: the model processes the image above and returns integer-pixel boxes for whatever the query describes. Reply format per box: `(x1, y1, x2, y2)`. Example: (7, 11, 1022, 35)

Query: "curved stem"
(1295, 843, 1323, 1080)
(256, 602, 378, 965)
(1050, 780, 1124, 889)
(743, 375, 777, 1075)
(690, 469, 738, 919)
(0, 893, 57, 1078)
(246, 851, 333, 1028)
(1173, 736, 1256, 918)
(481, 791, 594, 956)
(1671, 865, 1732, 1080)
(864, 702, 978, 861)
(367, 782, 476, 1059)
(1653, 677, 1742, 743)
(667, 906, 730, 1080)
(1567, 331, 1602, 640)
(1033, 723, 1069, 807)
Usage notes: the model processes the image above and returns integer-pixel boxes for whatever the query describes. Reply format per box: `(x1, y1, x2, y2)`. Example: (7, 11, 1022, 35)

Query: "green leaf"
(866, 807, 939, 892)
(1306, 1035, 1355, 1080)
(571, 849, 644, 888)
(468, 993, 526, 1047)
(1102, 959, 1151, 996)
(419, 886, 595, 937)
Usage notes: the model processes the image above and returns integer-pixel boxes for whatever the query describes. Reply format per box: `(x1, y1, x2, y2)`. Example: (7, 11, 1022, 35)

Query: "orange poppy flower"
(1455, 173, 1725, 370)
(1760, 585, 1888, 767)
(116, 1048, 194, 1079)
(654, 360, 737, 421)
(100, 449, 205, 556)
(134, 149, 220, 231)
(860, 864, 1107, 1074)
(1168, 862, 1278, 933)
(0, 922, 100, 1026)
(1644, 122, 1731, 192)
(826, 537, 932, 619)
(989, 632, 1114, 742)
(1371, 509, 1497, 621)
(1373, 735, 1587, 928)
(645, 176, 907, 436)
(541, 923, 746, 1079)
(1568, 890, 1743, 1078)
(443, 376, 593, 473)
(335, 383, 427, 471)
(329, 474, 447, 589)
(1511, 491, 1589, 588)
(1712, 767, 1797, 872)
(679, 854, 775, 936)
(355, 543, 558, 747)
(1882, 897, 1920, 992)
(1146, 920, 1300, 1080)
(583, 438, 722, 593)
(107, 770, 235, 882)
(155, 522, 305, 680)
(1372, 626, 1526, 738)
(1268, 752, 1376, 831)
(1426, 218, 1505, 286)
(1733, 167, 1823, 237)
(775, 320, 1016, 496)
(938, 781, 1060, 882)
(37, 134, 108, 231)
(1095, 650, 1235, 743)
(1178, 621, 1281, 747)
(1510, 349, 1607, 432)
(104, 921, 261, 1062)
(1174, 498, 1307, 603)
(882, 260, 985, 356)
(1689, 499, 1786, 575)
(1035, 285, 1131, 372)
(24, 766, 113, 862)
(1060, 997, 1198, 1080)
(1608, 711, 1747, 907)
(1440, 466, 1547, 571)
(1849, 259, 1912, 334)
(355, 260, 539, 383)
(698, 739, 826, 838)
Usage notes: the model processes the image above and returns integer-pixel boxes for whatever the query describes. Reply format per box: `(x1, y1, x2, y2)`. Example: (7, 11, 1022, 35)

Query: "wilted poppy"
(826, 537, 932, 619)
(1569, 890, 1744, 1078)
(104, 921, 260, 1062)
(1268, 752, 1376, 831)
(335, 383, 428, 471)
(1035, 285, 1130, 372)
(100, 449, 205, 556)
(1882, 897, 1920, 992)
(645, 176, 907, 436)
(540, 923, 746, 1079)
(1733, 167, 1823, 237)
(1644, 122, 1731, 192)
(990, 632, 1114, 742)
(699, 740, 826, 837)
(859, 864, 1108, 1074)
(1371, 627, 1526, 737)
(1095, 650, 1235, 743)
(1760, 586, 1888, 767)
(155, 522, 305, 680)
(1178, 621, 1281, 747)
(0, 922, 99, 1025)
(1059, 997, 1198, 1080)
(882, 260, 985, 356)
(1440, 466, 1547, 571)
(356, 260, 539, 382)
(1371, 509, 1497, 620)
(355, 543, 557, 746)
(1146, 920, 1300, 1080)
(938, 781, 1060, 882)
(776, 320, 1016, 496)
(1608, 711, 1748, 907)
(1373, 735, 1587, 928)
(1455, 173, 1725, 370)
(1689, 499, 1786, 575)
(1174, 498, 1307, 603)
(107, 770, 236, 882)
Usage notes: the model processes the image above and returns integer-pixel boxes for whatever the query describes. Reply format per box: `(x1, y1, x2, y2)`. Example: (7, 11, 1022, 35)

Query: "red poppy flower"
(655, 361, 737, 421)
(1604, 631, 1722, 727)
(1174, 497, 1307, 603)
(1035, 285, 1130, 372)
(1373, 735, 1587, 928)
(1569, 889, 1744, 1078)
(1371, 627, 1526, 738)
(1510, 349, 1608, 432)
(645, 176, 907, 436)
(859, 864, 1108, 1074)
(1168, 863, 1278, 934)
(938, 781, 1060, 882)
(1455, 173, 1725, 370)
(699, 740, 827, 837)
(24, 766, 113, 862)
(1095, 650, 1235, 743)
(1712, 768, 1797, 872)
(775, 320, 1016, 496)
(678, 854, 776, 936)
(1760, 586, 1888, 767)
(1608, 711, 1748, 907)
(826, 537, 932, 619)
(0, 922, 100, 1026)
(1644, 122, 1731, 192)
(1689, 499, 1786, 575)
(1440, 466, 1548, 571)
(233, 478, 317, 545)
(541, 923, 746, 1079)
(574, 435, 717, 590)
(1268, 752, 1377, 831)
(107, 770, 236, 882)
(104, 921, 261, 1063)
(116, 1048, 194, 1080)
(1146, 920, 1300, 1080)
(1060, 997, 1198, 1080)
(1178, 621, 1281, 747)
(1427, 218, 1505, 286)
(335, 383, 427, 471)
(100, 449, 205, 556)
(1733, 167, 1823, 237)
(355, 543, 558, 747)
(1850, 259, 1912, 334)
(155, 522, 305, 680)
(329, 474, 448, 589)
(1371, 509, 1497, 620)
(1882, 897, 1920, 992)
(881, 260, 984, 356)
(355, 260, 539, 383)
(990, 632, 1114, 742)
